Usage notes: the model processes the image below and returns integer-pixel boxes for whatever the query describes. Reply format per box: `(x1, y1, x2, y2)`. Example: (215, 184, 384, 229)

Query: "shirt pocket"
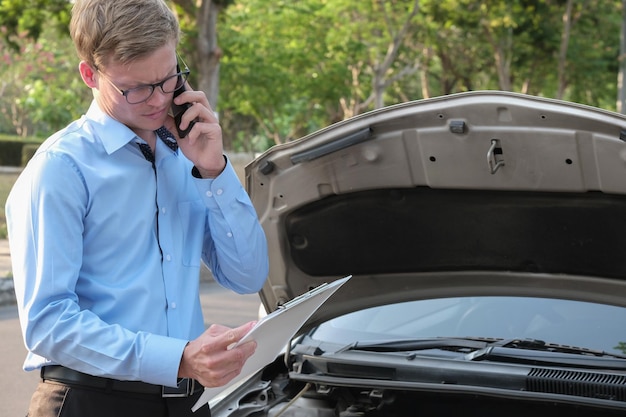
(176, 200, 206, 267)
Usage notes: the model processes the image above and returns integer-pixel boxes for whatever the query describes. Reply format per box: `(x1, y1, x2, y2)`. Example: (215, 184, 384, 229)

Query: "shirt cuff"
(140, 333, 189, 387)
(193, 157, 243, 208)
(192, 155, 228, 179)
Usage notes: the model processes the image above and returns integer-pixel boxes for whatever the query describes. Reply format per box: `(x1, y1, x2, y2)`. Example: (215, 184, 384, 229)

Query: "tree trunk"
(618, 0, 626, 113)
(420, 46, 432, 99)
(485, 29, 512, 91)
(195, 0, 227, 147)
(370, 0, 420, 110)
(196, 0, 222, 113)
(557, 0, 573, 100)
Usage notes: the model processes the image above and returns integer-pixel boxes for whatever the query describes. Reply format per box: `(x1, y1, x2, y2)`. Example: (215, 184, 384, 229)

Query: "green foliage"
(0, 0, 624, 152)
(0, 141, 27, 166)
(0, 24, 91, 137)
(0, 0, 71, 50)
(0, 135, 42, 166)
(560, 0, 621, 107)
(219, 0, 345, 147)
(0, 134, 40, 239)
(0, 171, 21, 240)
(219, 0, 425, 148)
(21, 143, 40, 166)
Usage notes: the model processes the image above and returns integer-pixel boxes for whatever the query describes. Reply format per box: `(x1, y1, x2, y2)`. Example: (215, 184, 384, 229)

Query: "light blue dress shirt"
(6, 101, 269, 387)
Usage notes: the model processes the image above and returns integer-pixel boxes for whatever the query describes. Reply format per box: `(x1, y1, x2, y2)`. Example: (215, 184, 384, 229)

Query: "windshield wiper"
(466, 338, 626, 369)
(350, 337, 493, 353)
(349, 337, 626, 370)
(493, 338, 626, 358)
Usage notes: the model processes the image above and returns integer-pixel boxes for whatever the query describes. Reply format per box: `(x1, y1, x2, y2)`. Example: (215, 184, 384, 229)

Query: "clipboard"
(192, 275, 351, 411)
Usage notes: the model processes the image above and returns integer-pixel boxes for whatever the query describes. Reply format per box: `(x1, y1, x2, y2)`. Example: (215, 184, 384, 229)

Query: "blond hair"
(70, 0, 181, 69)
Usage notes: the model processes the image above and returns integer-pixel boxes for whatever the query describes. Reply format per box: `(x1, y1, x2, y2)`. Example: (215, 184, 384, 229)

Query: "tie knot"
(155, 126, 178, 152)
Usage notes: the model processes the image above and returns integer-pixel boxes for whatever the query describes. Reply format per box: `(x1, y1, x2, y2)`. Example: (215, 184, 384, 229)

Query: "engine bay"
(211, 359, 626, 417)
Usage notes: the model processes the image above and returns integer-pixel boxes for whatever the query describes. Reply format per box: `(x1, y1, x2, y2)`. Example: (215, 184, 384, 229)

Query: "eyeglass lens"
(125, 71, 189, 104)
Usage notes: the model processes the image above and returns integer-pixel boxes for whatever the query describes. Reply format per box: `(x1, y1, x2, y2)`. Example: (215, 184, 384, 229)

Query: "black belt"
(41, 365, 203, 398)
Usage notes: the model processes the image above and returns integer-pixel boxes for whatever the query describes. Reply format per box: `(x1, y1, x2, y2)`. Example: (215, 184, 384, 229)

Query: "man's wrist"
(177, 341, 191, 379)
(192, 156, 227, 179)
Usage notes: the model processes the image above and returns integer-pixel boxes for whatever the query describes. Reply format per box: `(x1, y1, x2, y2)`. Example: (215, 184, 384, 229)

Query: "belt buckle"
(162, 378, 194, 398)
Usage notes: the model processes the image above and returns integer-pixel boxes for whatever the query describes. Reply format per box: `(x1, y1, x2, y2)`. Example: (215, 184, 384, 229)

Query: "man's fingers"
(200, 321, 257, 352)
(205, 323, 231, 336)
(222, 321, 257, 346)
(235, 339, 257, 359)
(233, 321, 257, 338)
(184, 322, 259, 388)
(194, 340, 257, 388)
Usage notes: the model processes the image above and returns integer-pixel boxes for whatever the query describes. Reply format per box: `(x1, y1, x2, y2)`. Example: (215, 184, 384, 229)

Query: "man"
(6, 0, 269, 416)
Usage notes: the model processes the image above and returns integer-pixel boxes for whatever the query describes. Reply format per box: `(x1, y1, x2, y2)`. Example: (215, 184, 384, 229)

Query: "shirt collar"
(85, 100, 141, 155)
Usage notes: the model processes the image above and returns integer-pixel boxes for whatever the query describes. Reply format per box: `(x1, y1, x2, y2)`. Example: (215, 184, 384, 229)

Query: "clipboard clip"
(279, 282, 330, 310)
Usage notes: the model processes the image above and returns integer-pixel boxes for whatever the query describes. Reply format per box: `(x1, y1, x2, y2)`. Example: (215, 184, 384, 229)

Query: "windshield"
(310, 296, 626, 355)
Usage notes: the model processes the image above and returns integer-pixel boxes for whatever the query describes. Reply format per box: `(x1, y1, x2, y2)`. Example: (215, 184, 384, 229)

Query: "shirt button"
(165, 254, 172, 262)
(226, 232, 233, 238)
(170, 302, 177, 309)
(161, 207, 167, 214)
(216, 189, 223, 196)
(206, 191, 213, 197)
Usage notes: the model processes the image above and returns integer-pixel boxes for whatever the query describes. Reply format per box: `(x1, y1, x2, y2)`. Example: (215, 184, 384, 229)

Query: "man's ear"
(78, 61, 98, 88)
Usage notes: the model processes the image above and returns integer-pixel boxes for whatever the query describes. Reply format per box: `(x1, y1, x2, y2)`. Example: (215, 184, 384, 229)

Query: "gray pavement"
(0, 239, 15, 306)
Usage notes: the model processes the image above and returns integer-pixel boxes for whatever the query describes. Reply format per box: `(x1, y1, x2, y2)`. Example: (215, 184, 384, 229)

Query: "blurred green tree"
(0, 0, 624, 150)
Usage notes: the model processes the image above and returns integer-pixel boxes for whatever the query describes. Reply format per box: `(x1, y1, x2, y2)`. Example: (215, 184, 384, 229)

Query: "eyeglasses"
(97, 55, 190, 104)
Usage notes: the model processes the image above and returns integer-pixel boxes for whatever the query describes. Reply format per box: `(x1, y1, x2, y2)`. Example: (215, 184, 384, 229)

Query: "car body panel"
(209, 91, 626, 416)
(244, 91, 626, 322)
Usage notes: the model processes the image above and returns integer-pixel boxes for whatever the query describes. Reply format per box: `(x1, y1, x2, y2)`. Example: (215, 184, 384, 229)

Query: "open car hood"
(244, 91, 626, 326)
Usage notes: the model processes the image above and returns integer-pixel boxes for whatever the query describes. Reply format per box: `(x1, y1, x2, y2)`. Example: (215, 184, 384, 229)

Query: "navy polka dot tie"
(155, 126, 178, 152)
(137, 126, 178, 163)
(138, 143, 155, 163)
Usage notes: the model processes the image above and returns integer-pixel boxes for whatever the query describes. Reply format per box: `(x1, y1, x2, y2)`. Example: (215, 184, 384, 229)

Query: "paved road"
(0, 281, 261, 416)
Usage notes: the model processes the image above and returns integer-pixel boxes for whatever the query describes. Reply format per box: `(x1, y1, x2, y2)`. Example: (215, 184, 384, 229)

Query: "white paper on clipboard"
(192, 275, 351, 412)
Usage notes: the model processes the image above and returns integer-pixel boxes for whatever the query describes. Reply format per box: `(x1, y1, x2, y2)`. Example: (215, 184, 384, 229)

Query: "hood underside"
(244, 91, 626, 321)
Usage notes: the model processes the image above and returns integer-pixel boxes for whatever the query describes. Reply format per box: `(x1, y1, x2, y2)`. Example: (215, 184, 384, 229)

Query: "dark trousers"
(27, 380, 211, 417)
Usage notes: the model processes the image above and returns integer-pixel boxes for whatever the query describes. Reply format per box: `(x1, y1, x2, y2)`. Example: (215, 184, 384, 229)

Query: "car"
(209, 90, 626, 416)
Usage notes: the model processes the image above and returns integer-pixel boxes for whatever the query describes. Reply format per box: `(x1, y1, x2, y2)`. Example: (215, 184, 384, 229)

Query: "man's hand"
(165, 87, 226, 178)
(178, 321, 257, 388)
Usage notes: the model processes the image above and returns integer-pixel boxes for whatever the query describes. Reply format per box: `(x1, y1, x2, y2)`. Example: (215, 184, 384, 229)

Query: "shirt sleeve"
(7, 152, 188, 387)
(193, 157, 269, 294)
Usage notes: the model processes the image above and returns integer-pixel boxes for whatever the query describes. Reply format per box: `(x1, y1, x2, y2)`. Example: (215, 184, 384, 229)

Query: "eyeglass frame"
(95, 54, 190, 104)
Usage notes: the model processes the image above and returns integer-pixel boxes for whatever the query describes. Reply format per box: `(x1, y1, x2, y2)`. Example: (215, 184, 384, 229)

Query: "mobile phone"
(171, 66, 195, 138)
